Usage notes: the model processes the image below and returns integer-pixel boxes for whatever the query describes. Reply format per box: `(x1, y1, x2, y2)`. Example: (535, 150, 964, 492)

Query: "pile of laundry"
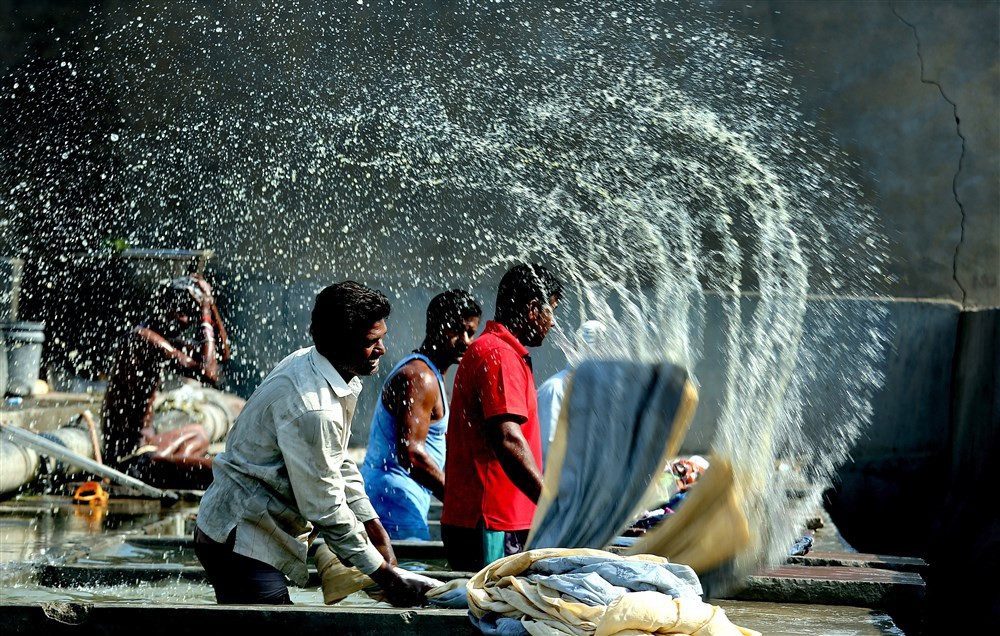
(427, 548, 759, 636)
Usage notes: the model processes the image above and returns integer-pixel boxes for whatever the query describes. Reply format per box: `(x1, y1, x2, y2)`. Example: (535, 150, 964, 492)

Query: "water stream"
(1, 0, 890, 600)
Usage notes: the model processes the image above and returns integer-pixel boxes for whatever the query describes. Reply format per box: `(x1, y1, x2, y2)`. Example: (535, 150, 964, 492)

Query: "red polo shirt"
(441, 320, 543, 531)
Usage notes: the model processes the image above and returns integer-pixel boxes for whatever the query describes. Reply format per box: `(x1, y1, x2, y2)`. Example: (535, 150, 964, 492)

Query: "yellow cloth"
(314, 542, 373, 604)
(316, 542, 445, 605)
(467, 548, 759, 636)
(627, 459, 750, 574)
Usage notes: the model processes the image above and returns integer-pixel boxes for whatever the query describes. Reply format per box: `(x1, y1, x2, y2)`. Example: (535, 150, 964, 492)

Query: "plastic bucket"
(3, 321, 45, 397)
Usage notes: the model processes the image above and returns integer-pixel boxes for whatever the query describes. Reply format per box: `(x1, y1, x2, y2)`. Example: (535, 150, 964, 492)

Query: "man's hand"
(364, 518, 397, 567)
(189, 274, 215, 303)
(369, 563, 436, 607)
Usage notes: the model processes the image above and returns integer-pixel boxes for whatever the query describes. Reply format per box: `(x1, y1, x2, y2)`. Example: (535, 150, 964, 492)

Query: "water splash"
(1, 1, 889, 589)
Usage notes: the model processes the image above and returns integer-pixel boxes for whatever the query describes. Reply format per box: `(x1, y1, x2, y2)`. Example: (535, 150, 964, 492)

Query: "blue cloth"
(361, 353, 447, 540)
(527, 555, 703, 600)
(527, 361, 695, 551)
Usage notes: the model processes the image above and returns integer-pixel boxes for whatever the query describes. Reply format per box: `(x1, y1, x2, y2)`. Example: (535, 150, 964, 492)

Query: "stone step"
(730, 564, 925, 611)
(0, 600, 904, 635)
(789, 550, 927, 573)
(37, 563, 474, 588)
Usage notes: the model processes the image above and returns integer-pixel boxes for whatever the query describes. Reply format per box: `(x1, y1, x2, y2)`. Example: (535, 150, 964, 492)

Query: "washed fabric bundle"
(463, 548, 759, 636)
(625, 459, 749, 576)
(528, 361, 698, 550)
(314, 541, 443, 604)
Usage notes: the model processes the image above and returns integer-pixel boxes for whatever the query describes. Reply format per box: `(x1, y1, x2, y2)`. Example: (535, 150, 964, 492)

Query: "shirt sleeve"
(275, 411, 384, 575)
(342, 455, 379, 523)
(479, 349, 530, 423)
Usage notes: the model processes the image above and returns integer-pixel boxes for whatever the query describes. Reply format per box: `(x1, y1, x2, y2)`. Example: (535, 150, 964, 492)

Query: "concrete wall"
(715, 0, 999, 308)
(924, 308, 999, 627)
(0, 1, 996, 306)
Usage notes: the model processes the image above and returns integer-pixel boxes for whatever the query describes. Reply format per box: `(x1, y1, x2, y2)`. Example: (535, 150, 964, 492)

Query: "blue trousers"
(194, 527, 292, 605)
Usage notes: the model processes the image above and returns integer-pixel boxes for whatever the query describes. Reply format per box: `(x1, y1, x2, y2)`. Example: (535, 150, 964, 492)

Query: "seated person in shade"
(102, 274, 233, 489)
(361, 290, 482, 540)
(536, 319, 607, 461)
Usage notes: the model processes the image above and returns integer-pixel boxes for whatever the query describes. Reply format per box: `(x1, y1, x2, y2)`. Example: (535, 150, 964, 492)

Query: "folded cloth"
(315, 542, 444, 604)
(466, 548, 758, 636)
(426, 578, 472, 608)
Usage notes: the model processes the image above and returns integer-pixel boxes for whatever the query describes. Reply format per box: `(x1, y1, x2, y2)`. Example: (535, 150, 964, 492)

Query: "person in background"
(101, 274, 232, 489)
(194, 281, 433, 606)
(441, 264, 563, 571)
(362, 289, 482, 540)
(536, 319, 607, 461)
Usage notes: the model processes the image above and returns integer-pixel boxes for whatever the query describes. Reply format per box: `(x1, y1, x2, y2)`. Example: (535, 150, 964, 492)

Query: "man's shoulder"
(241, 349, 325, 416)
(385, 358, 438, 397)
(467, 331, 520, 360)
(539, 369, 570, 392)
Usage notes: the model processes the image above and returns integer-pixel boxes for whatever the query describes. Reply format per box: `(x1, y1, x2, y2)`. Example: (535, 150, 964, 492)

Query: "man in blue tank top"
(362, 290, 482, 540)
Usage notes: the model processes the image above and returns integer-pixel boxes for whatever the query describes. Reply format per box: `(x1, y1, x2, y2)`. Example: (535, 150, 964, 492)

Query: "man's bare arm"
(209, 300, 231, 363)
(137, 322, 220, 386)
(385, 364, 446, 500)
(485, 415, 543, 503)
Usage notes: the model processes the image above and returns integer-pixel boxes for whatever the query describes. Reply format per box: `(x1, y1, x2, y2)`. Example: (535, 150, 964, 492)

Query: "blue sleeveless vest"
(361, 353, 447, 540)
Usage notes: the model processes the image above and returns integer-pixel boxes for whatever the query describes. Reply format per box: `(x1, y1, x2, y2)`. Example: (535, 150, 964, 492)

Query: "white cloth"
(536, 368, 570, 461)
(197, 347, 384, 586)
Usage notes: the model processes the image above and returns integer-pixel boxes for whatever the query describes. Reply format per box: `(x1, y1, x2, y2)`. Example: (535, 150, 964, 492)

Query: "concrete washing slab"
(0, 600, 904, 635)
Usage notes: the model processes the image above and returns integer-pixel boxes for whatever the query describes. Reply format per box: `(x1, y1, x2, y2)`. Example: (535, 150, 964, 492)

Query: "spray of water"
(1, 1, 890, 590)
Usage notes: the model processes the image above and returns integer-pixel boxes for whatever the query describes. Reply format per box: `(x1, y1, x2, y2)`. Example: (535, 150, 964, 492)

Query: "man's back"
(442, 321, 543, 531)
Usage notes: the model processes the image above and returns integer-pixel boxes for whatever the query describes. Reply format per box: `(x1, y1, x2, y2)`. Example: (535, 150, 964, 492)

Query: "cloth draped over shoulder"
(454, 547, 759, 636)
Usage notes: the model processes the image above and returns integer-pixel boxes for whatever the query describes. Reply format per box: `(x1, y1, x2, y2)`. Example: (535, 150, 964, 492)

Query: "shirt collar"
(484, 320, 530, 358)
(311, 347, 363, 398)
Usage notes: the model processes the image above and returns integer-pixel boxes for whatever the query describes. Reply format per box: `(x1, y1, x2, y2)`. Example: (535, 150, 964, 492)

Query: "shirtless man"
(101, 274, 231, 489)
(361, 290, 482, 539)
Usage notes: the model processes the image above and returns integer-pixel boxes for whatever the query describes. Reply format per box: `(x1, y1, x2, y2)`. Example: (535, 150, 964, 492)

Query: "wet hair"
(310, 281, 391, 352)
(426, 289, 482, 334)
(151, 276, 201, 318)
(495, 263, 563, 320)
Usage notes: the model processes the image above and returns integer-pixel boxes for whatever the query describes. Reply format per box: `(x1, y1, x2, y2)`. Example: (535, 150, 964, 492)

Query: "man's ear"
(526, 299, 542, 320)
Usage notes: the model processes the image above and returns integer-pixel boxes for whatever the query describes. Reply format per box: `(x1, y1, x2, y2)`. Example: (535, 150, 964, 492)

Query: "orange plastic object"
(73, 481, 110, 506)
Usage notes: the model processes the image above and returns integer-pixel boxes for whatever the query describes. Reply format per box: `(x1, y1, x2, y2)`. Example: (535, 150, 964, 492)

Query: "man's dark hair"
(310, 281, 391, 352)
(426, 289, 482, 333)
(495, 264, 563, 320)
(151, 276, 200, 318)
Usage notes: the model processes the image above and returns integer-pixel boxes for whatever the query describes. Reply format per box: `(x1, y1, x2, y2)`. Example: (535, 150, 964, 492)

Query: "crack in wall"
(892, 5, 969, 308)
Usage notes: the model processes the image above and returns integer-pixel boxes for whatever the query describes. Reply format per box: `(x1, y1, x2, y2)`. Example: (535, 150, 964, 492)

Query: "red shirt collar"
(483, 320, 530, 358)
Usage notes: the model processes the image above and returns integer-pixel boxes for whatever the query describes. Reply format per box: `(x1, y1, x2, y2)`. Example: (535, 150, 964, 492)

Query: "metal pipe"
(0, 423, 169, 499)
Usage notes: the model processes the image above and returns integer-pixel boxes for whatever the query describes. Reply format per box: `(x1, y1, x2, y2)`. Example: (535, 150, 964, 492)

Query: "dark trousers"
(441, 523, 529, 572)
(194, 527, 292, 605)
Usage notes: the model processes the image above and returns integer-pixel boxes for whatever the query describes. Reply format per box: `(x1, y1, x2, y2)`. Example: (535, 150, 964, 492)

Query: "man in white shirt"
(537, 320, 607, 461)
(195, 281, 433, 606)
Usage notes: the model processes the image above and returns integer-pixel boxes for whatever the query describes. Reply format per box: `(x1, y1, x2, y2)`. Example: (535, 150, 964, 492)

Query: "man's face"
(340, 319, 388, 377)
(441, 316, 481, 365)
(524, 295, 559, 347)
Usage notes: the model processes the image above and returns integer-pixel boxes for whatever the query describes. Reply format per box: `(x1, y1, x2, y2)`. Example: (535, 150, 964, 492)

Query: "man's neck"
(334, 366, 355, 383)
(318, 346, 356, 383)
(416, 342, 451, 374)
(493, 317, 530, 347)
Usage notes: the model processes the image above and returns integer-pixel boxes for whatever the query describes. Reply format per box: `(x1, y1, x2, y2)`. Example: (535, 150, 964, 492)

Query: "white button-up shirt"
(197, 347, 384, 586)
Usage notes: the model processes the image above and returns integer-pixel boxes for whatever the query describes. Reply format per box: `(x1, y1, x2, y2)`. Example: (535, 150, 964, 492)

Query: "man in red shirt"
(441, 263, 563, 571)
